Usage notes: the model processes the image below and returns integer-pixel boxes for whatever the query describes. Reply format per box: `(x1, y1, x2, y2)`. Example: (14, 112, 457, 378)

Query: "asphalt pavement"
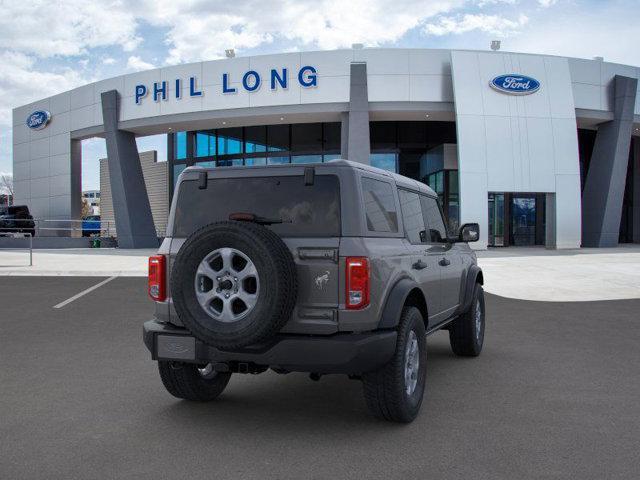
(1, 277, 639, 479)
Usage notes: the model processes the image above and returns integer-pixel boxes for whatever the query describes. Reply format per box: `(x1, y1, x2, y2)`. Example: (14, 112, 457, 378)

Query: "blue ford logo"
(490, 74, 540, 95)
(26, 110, 51, 130)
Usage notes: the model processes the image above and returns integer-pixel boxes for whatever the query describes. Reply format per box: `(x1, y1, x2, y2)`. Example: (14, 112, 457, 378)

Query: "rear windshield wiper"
(229, 212, 290, 225)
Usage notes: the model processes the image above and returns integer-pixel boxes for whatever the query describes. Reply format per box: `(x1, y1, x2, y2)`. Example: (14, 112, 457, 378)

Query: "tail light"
(148, 255, 166, 301)
(346, 257, 369, 309)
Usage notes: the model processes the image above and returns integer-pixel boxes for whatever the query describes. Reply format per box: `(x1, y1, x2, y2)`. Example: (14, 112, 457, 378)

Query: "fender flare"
(458, 265, 484, 315)
(377, 277, 423, 330)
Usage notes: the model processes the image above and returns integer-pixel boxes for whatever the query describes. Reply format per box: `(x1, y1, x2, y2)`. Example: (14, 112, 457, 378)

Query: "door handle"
(412, 260, 428, 270)
(439, 257, 451, 267)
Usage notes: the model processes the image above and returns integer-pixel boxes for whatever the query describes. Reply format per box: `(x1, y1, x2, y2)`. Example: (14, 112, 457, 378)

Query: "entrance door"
(488, 193, 505, 246)
(510, 195, 537, 246)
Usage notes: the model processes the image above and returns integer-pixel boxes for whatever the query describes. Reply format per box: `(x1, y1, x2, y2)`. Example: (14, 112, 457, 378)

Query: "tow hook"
(309, 372, 322, 381)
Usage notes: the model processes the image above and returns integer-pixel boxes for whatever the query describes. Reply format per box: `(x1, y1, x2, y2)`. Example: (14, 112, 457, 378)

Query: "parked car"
(0, 205, 35, 237)
(82, 215, 101, 237)
(143, 160, 484, 423)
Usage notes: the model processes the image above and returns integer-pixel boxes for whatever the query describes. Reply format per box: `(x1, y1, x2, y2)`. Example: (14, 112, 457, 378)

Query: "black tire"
(158, 361, 231, 401)
(171, 221, 297, 349)
(449, 283, 485, 357)
(362, 306, 427, 423)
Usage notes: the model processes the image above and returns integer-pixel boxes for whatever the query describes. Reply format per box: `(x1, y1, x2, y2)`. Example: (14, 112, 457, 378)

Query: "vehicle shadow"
(155, 334, 462, 433)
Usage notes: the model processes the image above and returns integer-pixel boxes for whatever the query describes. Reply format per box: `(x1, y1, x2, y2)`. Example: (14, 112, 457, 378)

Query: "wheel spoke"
(235, 290, 258, 310)
(219, 248, 234, 272)
(197, 261, 218, 280)
(236, 262, 257, 281)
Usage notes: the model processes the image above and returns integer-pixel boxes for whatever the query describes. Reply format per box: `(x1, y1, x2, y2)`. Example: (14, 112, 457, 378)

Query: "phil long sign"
(490, 74, 540, 95)
(135, 66, 318, 105)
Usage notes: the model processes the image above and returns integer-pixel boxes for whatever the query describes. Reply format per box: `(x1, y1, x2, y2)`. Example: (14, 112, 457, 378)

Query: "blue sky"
(1, 0, 638, 191)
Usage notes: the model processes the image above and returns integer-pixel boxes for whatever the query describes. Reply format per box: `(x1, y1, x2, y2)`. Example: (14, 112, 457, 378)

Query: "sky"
(0, 0, 639, 191)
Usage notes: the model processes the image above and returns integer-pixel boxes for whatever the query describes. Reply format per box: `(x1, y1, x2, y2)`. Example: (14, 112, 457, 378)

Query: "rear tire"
(158, 361, 231, 401)
(362, 306, 427, 423)
(449, 283, 485, 357)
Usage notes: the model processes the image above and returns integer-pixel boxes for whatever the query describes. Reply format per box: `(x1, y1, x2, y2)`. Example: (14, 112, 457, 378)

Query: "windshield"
(173, 174, 341, 238)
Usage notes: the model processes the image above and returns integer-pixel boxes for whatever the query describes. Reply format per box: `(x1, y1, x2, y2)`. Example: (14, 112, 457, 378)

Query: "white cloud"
(538, 0, 557, 7)
(102, 57, 116, 65)
(0, 0, 141, 57)
(136, 0, 466, 64)
(424, 13, 529, 36)
(126, 55, 156, 72)
(0, 51, 86, 125)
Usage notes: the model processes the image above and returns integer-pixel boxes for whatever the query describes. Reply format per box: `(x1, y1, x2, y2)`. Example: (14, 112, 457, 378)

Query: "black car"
(0, 205, 36, 237)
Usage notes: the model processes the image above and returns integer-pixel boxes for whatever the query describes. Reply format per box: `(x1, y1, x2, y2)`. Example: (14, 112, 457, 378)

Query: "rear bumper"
(143, 319, 397, 374)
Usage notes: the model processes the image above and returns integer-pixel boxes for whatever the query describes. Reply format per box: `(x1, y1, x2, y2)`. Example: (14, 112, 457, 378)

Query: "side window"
(361, 177, 398, 233)
(398, 190, 426, 244)
(420, 195, 448, 243)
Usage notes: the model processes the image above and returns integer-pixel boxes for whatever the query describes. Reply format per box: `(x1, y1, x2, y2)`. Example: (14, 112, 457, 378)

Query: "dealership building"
(11, 48, 640, 248)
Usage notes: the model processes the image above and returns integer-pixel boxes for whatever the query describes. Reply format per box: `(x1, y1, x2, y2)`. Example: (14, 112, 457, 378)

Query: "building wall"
(452, 51, 582, 248)
(11, 48, 640, 247)
(99, 151, 168, 237)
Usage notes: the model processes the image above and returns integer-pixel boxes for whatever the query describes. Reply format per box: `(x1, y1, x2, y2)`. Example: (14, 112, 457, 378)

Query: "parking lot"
(1, 276, 639, 479)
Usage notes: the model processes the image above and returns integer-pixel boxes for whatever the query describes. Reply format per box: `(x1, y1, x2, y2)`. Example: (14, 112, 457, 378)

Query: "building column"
(582, 75, 638, 247)
(101, 90, 158, 249)
(345, 62, 370, 164)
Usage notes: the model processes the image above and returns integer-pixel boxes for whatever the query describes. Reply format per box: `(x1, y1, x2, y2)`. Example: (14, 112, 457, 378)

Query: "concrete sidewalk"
(1, 246, 639, 301)
(0, 248, 154, 276)
(477, 245, 640, 302)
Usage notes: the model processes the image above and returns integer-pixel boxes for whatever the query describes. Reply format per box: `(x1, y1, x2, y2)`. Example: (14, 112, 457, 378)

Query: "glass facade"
(169, 122, 341, 192)
(169, 120, 461, 234)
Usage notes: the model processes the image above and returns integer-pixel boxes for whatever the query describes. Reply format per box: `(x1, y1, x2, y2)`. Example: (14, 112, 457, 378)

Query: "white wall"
(451, 50, 582, 249)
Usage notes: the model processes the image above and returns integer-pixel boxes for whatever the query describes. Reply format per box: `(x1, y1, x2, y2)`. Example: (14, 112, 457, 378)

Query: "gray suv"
(143, 160, 484, 423)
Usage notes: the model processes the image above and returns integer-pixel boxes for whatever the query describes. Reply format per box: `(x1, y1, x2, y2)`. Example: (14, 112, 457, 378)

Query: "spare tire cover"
(171, 221, 297, 349)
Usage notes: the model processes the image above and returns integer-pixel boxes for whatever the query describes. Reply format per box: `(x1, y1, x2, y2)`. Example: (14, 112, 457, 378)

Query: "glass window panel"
(370, 122, 397, 150)
(173, 163, 187, 186)
(245, 126, 267, 153)
(217, 127, 242, 155)
(245, 157, 267, 166)
(195, 131, 216, 157)
(267, 124, 289, 152)
(196, 161, 216, 168)
(370, 153, 397, 173)
(323, 122, 341, 152)
(217, 158, 243, 167)
(420, 195, 447, 243)
(267, 156, 290, 165)
(291, 154, 322, 164)
(361, 177, 398, 233)
(323, 154, 342, 162)
(399, 190, 426, 244)
(175, 131, 187, 160)
(291, 123, 322, 152)
(398, 121, 426, 148)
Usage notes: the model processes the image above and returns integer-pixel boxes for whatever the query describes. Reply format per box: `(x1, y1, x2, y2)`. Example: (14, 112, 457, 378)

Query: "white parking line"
(53, 276, 118, 309)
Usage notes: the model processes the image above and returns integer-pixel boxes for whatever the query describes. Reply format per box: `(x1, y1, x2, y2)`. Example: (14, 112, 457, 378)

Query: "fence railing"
(0, 218, 164, 237)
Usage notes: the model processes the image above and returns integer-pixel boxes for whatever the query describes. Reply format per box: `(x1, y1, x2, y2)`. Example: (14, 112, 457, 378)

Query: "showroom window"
(168, 123, 342, 198)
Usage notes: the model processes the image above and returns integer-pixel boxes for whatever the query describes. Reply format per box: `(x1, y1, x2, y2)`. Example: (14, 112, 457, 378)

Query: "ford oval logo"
(490, 74, 540, 95)
(26, 110, 51, 130)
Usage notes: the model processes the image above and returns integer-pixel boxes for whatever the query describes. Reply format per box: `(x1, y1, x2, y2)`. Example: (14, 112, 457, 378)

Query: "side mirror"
(458, 223, 480, 243)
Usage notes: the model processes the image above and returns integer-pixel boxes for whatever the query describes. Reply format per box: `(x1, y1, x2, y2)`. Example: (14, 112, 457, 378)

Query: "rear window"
(173, 175, 340, 237)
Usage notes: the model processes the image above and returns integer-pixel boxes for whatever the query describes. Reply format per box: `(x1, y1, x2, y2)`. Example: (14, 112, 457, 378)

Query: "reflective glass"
(323, 123, 341, 151)
(217, 128, 242, 155)
(217, 159, 243, 167)
(323, 154, 342, 162)
(267, 125, 289, 152)
(291, 155, 322, 164)
(195, 131, 215, 157)
(361, 177, 398, 233)
(196, 161, 216, 168)
(175, 132, 187, 160)
(267, 156, 290, 164)
(291, 123, 322, 152)
(245, 157, 267, 166)
(245, 126, 267, 153)
(370, 153, 397, 172)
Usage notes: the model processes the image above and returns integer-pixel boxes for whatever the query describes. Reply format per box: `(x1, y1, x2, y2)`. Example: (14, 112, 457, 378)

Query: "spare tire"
(171, 221, 297, 349)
